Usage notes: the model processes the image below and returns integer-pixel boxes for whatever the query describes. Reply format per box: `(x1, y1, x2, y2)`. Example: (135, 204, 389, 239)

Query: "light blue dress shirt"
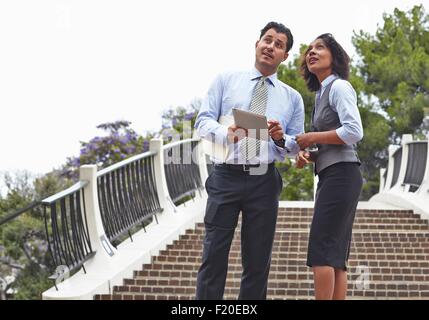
(318, 74, 363, 145)
(195, 68, 305, 164)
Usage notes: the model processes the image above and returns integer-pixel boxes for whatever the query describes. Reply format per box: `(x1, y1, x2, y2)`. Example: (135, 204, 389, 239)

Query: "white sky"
(0, 0, 426, 184)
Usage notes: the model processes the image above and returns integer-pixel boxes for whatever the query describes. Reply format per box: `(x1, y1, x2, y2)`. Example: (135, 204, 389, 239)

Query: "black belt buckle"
(242, 164, 251, 172)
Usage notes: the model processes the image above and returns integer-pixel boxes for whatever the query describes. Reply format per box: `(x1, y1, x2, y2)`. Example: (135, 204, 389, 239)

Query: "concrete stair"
(94, 207, 429, 300)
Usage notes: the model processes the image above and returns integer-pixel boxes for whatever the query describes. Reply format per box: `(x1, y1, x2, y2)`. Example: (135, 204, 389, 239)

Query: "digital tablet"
(232, 108, 269, 141)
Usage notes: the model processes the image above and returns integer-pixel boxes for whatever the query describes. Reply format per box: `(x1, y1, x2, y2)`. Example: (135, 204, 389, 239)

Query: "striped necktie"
(240, 76, 268, 160)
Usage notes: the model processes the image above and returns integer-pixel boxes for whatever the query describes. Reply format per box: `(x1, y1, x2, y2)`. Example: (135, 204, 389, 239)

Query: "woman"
(295, 33, 363, 300)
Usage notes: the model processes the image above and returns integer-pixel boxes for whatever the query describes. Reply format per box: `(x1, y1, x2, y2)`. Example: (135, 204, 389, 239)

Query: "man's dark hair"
(260, 21, 293, 52)
(301, 33, 350, 92)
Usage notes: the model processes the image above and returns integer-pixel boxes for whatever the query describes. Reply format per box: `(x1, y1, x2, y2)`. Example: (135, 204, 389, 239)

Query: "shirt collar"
(250, 67, 278, 87)
(320, 74, 338, 90)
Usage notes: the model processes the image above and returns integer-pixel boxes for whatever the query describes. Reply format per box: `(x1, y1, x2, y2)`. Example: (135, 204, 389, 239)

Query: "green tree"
(352, 5, 429, 141)
(347, 68, 391, 199)
(278, 48, 315, 132)
(277, 160, 314, 201)
(34, 171, 73, 201)
(351, 5, 429, 197)
(356, 105, 391, 199)
(0, 172, 54, 300)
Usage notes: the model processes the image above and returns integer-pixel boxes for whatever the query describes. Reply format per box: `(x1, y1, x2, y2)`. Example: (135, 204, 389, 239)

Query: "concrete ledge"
(370, 192, 429, 220)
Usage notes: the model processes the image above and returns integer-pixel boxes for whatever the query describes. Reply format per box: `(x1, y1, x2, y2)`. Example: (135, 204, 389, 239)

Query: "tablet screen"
(232, 108, 269, 141)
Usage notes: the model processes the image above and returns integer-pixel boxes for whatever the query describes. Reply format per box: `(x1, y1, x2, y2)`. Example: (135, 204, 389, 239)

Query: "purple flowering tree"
(62, 120, 155, 180)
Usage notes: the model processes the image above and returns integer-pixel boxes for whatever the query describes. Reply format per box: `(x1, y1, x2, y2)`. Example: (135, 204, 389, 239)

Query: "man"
(194, 21, 304, 300)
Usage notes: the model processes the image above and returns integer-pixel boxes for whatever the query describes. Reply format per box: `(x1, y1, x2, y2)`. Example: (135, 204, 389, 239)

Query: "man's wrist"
(273, 137, 285, 148)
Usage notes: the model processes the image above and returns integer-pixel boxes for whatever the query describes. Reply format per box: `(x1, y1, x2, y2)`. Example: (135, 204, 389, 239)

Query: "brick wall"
(95, 208, 429, 300)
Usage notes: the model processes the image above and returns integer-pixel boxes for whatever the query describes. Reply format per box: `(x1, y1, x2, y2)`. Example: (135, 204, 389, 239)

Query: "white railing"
(370, 133, 429, 219)
(42, 138, 209, 299)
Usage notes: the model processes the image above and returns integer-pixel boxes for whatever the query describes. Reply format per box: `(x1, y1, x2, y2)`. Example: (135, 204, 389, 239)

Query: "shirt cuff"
(284, 134, 295, 153)
(214, 125, 229, 145)
(336, 127, 354, 145)
(272, 139, 287, 161)
(274, 142, 286, 152)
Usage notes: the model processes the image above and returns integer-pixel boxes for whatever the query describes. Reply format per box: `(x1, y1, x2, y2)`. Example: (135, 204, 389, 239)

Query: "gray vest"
(311, 79, 360, 174)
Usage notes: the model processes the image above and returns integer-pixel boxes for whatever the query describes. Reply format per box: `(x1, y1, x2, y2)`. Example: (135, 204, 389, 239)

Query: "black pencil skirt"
(307, 162, 363, 271)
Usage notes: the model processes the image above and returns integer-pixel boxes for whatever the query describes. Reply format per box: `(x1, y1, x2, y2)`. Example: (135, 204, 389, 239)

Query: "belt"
(214, 163, 275, 172)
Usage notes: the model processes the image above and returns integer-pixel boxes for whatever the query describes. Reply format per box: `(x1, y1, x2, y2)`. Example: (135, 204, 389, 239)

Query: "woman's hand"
(295, 132, 316, 150)
(295, 150, 311, 169)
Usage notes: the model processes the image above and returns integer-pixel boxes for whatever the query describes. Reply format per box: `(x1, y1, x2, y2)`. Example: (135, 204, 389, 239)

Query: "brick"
(95, 207, 429, 300)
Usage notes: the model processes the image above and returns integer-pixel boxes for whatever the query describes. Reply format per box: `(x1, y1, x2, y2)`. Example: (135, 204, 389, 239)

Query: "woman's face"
(305, 38, 333, 78)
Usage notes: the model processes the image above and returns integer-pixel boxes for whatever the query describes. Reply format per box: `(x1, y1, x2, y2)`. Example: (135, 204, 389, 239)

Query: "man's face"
(255, 28, 289, 71)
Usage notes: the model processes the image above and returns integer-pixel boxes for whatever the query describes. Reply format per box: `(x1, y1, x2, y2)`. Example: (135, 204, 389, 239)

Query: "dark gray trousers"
(195, 164, 282, 300)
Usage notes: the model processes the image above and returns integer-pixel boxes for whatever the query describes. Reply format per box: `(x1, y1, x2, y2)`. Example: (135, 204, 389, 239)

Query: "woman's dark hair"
(300, 33, 350, 92)
(260, 21, 294, 53)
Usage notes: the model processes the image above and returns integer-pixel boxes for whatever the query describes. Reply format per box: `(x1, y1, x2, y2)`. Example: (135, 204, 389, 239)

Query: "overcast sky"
(0, 0, 425, 186)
